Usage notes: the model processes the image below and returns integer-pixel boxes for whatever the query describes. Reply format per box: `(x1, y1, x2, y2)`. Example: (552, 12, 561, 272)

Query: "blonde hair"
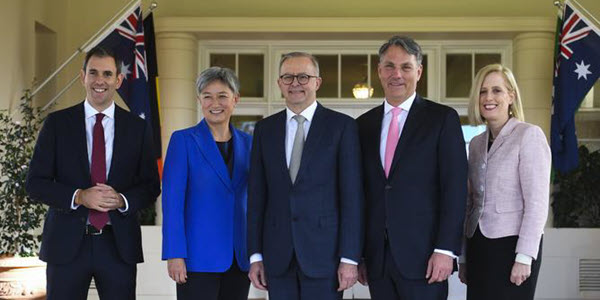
(467, 64, 524, 125)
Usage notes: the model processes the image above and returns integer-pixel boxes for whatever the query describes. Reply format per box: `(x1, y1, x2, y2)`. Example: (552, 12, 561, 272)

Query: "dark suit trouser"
(466, 226, 542, 300)
(46, 227, 136, 300)
(176, 256, 250, 300)
(266, 254, 342, 300)
(368, 240, 448, 300)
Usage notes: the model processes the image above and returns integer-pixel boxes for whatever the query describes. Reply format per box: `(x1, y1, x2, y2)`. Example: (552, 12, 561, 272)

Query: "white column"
(155, 32, 198, 224)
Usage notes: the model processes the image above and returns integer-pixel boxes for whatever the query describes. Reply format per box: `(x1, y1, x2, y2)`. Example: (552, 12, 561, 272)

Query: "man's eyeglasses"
(279, 74, 319, 85)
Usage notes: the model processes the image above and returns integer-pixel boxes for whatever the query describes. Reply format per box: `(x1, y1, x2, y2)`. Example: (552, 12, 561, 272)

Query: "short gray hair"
(379, 36, 423, 65)
(195, 66, 240, 96)
(279, 52, 320, 76)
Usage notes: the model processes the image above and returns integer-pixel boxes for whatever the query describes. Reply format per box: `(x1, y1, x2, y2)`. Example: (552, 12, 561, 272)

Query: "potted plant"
(0, 91, 48, 299)
(552, 145, 600, 227)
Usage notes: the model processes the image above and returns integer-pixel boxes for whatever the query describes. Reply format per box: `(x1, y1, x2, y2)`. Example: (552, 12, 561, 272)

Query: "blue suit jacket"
(247, 103, 364, 278)
(162, 120, 251, 272)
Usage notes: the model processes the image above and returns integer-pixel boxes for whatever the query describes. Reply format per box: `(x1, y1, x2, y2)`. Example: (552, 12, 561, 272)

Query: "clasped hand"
(77, 183, 124, 212)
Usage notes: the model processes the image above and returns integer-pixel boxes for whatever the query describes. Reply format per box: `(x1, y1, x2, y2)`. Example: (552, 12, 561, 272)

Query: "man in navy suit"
(247, 52, 364, 300)
(26, 46, 160, 299)
(356, 36, 467, 300)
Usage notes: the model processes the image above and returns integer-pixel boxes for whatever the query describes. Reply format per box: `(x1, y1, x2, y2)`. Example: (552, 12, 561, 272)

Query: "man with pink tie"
(356, 36, 467, 300)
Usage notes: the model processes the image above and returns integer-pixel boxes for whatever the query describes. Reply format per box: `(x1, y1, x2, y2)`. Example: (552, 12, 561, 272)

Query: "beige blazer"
(465, 118, 551, 259)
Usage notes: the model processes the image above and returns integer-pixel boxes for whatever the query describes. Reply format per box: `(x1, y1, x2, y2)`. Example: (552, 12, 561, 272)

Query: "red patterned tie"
(89, 113, 109, 230)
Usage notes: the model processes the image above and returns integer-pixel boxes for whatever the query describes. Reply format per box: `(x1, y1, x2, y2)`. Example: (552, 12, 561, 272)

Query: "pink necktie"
(89, 113, 109, 230)
(384, 107, 402, 178)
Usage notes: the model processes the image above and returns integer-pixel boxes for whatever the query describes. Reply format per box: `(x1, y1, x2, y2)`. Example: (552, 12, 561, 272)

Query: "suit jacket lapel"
(73, 102, 91, 183)
(294, 103, 327, 184)
(369, 104, 387, 180)
(389, 96, 426, 178)
(107, 105, 125, 185)
(190, 120, 233, 191)
(270, 111, 292, 185)
(488, 117, 518, 158)
(231, 127, 246, 189)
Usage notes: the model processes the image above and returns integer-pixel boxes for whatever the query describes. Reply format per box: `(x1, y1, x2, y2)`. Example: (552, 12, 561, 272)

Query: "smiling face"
(378, 45, 422, 106)
(199, 80, 239, 127)
(478, 71, 514, 125)
(278, 56, 322, 113)
(80, 55, 123, 111)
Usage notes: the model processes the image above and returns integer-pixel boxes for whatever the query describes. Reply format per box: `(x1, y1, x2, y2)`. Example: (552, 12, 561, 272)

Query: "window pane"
(314, 55, 338, 98)
(475, 54, 501, 75)
(210, 54, 235, 70)
(446, 54, 472, 98)
(370, 55, 384, 99)
(239, 54, 264, 97)
(341, 55, 368, 98)
(416, 55, 428, 98)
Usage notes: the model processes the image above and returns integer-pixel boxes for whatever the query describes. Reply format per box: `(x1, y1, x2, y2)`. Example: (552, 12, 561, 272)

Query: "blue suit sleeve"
(247, 121, 266, 258)
(436, 109, 468, 255)
(162, 131, 189, 260)
(337, 118, 364, 262)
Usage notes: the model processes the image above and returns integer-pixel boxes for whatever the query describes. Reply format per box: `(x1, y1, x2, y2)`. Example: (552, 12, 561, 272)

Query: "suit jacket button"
(385, 185, 392, 190)
(80, 217, 86, 223)
(292, 217, 298, 222)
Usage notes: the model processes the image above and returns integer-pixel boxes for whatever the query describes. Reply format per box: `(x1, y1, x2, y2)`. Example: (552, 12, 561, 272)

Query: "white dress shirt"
(380, 93, 456, 259)
(250, 100, 357, 266)
(71, 100, 129, 215)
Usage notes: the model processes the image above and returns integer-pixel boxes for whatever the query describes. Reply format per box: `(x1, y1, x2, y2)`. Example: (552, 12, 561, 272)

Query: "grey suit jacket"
(465, 117, 550, 259)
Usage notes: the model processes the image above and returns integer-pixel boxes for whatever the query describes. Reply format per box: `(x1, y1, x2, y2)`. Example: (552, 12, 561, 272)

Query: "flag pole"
(30, 0, 139, 99)
(32, 0, 159, 114)
(554, 0, 563, 10)
(145, 1, 158, 18)
(571, 0, 600, 30)
(39, 1, 159, 113)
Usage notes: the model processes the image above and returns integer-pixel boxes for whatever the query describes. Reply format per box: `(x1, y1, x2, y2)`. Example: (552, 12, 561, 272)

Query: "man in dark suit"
(26, 46, 160, 299)
(356, 36, 467, 300)
(247, 52, 364, 300)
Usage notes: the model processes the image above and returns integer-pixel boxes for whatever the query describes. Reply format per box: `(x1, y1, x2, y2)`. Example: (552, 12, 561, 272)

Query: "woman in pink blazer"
(458, 64, 551, 300)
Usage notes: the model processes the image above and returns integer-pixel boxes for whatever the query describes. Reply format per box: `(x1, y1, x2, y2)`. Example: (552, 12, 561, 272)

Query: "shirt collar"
(84, 100, 115, 120)
(286, 100, 318, 123)
(383, 92, 416, 115)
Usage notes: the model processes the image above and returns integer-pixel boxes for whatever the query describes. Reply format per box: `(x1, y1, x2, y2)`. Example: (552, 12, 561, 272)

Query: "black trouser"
(466, 226, 542, 300)
(368, 239, 448, 300)
(176, 256, 250, 300)
(266, 254, 342, 300)
(46, 226, 137, 300)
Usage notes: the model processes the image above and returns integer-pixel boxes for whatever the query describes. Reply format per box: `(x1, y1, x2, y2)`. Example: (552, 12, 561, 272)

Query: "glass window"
(210, 53, 264, 98)
(370, 55, 384, 99)
(416, 55, 428, 98)
(210, 54, 235, 70)
(341, 55, 368, 98)
(238, 54, 264, 97)
(314, 55, 338, 98)
(475, 53, 501, 75)
(446, 54, 472, 98)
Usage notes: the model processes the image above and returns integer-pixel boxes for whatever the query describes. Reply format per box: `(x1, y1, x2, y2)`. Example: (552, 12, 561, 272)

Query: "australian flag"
(86, 1, 152, 126)
(551, 0, 600, 172)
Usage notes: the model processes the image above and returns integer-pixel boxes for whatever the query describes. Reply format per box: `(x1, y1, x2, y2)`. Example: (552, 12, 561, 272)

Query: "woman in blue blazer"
(162, 67, 252, 300)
